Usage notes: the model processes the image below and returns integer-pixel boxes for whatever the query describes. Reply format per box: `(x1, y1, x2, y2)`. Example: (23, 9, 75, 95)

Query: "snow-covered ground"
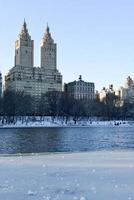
(0, 117, 133, 128)
(0, 151, 134, 200)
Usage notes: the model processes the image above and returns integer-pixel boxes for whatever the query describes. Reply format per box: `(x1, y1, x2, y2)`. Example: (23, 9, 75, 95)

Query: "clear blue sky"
(0, 0, 134, 90)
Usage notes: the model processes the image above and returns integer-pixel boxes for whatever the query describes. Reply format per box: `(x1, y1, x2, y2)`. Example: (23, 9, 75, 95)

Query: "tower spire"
(46, 23, 50, 36)
(23, 18, 26, 27)
(18, 19, 31, 41)
(22, 19, 27, 33)
(42, 24, 53, 43)
(46, 23, 49, 32)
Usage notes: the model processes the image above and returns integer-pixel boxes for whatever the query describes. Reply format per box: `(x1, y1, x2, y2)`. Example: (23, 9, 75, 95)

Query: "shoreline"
(0, 149, 132, 157)
(0, 120, 133, 128)
(0, 124, 133, 129)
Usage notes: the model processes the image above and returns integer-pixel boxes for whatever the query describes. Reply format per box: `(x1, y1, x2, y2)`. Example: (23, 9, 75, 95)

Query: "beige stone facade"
(118, 76, 134, 103)
(5, 21, 62, 98)
(99, 85, 115, 102)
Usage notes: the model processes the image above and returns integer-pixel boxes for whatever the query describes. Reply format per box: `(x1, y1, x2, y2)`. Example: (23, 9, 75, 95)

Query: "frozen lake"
(0, 127, 134, 153)
(0, 151, 134, 200)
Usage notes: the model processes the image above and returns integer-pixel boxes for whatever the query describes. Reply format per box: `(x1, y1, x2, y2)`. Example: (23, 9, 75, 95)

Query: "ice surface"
(0, 151, 134, 199)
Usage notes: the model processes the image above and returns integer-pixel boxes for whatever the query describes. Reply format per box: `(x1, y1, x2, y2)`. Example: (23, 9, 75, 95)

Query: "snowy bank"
(0, 116, 133, 128)
(0, 151, 134, 199)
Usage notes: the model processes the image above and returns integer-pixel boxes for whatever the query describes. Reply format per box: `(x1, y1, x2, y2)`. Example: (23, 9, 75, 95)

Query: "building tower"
(41, 25, 56, 70)
(15, 20, 34, 67)
(5, 21, 62, 98)
(124, 76, 133, 89)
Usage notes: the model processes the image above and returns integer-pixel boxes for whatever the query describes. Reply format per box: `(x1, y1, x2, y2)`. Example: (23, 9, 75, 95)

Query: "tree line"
(0, 90, 134, 121)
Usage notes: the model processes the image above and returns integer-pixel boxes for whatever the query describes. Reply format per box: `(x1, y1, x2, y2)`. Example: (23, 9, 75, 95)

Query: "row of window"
(68, 88, 94, 92)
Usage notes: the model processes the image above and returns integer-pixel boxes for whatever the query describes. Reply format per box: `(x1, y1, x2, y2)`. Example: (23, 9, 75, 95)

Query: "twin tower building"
(5, 21, 62, 98)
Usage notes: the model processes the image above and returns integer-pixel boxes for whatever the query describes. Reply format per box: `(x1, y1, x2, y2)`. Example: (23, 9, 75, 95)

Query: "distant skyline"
(1, 0, 134, 90)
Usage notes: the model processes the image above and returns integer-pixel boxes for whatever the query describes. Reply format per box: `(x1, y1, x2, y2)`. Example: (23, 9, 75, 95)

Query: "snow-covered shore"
(0, 151, 134, 200)
(0, 117, 133, 128)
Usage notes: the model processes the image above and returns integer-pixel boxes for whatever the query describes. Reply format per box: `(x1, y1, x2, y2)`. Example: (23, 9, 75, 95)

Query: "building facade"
(64, 75, 95, 101)
(99, 84, 122, 107)
(117, 76, 134, 103)
(5, 21, 62, 98)
(99, 84, 115, 102)
(0, 72, 2, 97)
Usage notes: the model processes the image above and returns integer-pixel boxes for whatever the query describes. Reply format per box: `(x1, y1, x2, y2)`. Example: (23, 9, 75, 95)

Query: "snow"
(0, 151, 134, 199)
(0, 116, 133, 128)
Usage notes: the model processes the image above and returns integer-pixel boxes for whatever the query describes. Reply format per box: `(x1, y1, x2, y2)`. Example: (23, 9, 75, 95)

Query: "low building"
(0, 72, 2, 97)
(64, 75, 95, 101)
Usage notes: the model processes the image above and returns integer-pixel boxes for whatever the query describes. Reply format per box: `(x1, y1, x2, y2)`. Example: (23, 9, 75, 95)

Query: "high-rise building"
(99, 84, 120, 107)
(117, 76, 134, 103)
(64, 75, 95, 101)
(99, 84, 115, 102)
(5, 21, 62, 98)
(0, 72, 2, 97)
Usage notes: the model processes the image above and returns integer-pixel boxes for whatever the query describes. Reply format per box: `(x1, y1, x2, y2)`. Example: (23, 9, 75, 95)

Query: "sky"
(0, 0, 134, 90)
